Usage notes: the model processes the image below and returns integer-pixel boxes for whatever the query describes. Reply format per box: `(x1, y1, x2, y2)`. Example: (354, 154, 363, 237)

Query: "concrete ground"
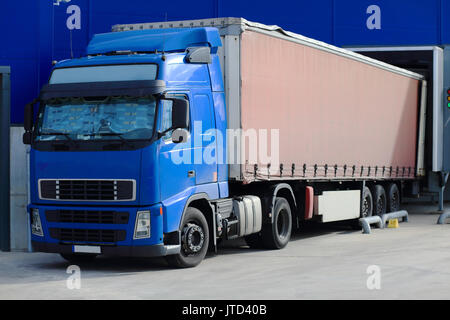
(1, 202, 450, 300)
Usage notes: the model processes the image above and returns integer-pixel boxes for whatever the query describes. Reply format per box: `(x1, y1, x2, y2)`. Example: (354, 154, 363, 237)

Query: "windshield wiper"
(40, 132, 74, 141)
(79, 132, 134, 148)
(39, 132, 79, 149)
(97, 132, 134, 148)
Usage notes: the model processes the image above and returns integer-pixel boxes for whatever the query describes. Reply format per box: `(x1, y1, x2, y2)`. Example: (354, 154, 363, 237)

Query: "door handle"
(188, 170, 195, 178)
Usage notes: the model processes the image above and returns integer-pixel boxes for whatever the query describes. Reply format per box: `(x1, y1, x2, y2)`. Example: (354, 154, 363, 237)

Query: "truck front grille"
(45, 210, 129, 224)
(39, 179, 135, 201)
(49, 228, 126, 243)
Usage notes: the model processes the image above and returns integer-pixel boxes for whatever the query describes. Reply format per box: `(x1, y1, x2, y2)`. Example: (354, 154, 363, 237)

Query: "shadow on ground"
(20, 201, 445, 274)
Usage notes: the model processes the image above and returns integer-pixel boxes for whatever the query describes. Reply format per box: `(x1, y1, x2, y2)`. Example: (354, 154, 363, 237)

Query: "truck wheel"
(361, 187, 373, 218)
(165, 207, 209, 268)
(372, 184, 387, 216)
(386, 183, 400, 213)
(60, 253, 97, 264)
(261, 197, 292, 249)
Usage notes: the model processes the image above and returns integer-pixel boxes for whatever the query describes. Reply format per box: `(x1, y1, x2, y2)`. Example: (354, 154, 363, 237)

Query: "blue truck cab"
(23, 27, 236, 267)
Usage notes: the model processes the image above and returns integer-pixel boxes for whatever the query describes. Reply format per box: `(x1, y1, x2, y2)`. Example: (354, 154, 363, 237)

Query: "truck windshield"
(35, 96, 156, 141)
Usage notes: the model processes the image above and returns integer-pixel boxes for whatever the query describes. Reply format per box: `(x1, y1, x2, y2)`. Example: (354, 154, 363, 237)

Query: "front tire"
(165, 207, 209, 268)
(261, 197, 292, 249)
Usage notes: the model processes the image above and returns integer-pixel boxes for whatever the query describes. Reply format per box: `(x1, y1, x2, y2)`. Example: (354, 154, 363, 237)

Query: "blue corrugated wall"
(0, 0, 448, 123)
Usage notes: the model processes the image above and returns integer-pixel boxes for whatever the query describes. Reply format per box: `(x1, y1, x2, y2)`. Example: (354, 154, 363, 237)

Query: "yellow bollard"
(387, 218, 399, 228)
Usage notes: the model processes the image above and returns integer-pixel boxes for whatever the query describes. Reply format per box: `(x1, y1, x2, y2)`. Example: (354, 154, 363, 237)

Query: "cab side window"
(160, 99, 173, 140)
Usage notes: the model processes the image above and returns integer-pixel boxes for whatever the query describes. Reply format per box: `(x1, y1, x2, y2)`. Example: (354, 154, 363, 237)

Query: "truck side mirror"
(171, 128, 190, 144)
(171, 98, 189, 130)
(24, 102, 34, 132)
(23, 100, 36, 145)
(23, 132, 32, 145)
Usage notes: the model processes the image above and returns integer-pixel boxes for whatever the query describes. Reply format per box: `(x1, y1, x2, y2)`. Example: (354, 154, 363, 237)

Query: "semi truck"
(23, 18, 425, 268)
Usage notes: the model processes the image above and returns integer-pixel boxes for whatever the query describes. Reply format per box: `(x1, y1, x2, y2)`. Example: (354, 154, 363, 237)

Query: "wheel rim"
(376, 194, 386, 215)
(277, 209, 290, 240)
(181, 222, 205, 256)
(391, 190, 399, 212)
(362, 195, 372, 217)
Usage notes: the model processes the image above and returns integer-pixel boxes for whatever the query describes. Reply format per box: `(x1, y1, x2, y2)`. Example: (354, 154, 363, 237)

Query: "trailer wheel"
(165, 207, 209, 268)
(361, 187, 373, 218)
(372, 184, 387, 216)
(261, 197, 292, 249)
(386, 183, 400, 213)
(60, 253, 97, 264)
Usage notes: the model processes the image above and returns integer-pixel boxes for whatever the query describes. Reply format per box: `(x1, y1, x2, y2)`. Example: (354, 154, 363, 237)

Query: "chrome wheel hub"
(182, 223, 205, 254)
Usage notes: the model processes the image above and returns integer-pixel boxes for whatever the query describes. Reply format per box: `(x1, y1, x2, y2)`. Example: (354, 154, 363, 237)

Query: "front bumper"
(32, 241, 180, 257)
(28, 203, 180, 258)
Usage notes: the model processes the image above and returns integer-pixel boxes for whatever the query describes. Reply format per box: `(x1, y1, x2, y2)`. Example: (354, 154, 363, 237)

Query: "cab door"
(158, 94, 195, 200)
(192, 93, 217, 185)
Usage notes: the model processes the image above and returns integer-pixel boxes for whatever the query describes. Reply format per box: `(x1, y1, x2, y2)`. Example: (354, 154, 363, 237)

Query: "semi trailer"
(24, 18, 425, 268)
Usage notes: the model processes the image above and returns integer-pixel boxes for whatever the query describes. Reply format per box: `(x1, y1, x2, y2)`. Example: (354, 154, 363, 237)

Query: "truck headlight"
(31, 209, 44, 237)
(134, 211, 151, 239)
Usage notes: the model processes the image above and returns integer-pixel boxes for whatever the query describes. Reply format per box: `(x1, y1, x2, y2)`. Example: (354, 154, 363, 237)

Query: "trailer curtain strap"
(39, 80, 166, 100)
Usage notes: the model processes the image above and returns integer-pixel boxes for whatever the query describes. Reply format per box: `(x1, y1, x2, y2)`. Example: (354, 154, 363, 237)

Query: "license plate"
(73, 245, 101, 254)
